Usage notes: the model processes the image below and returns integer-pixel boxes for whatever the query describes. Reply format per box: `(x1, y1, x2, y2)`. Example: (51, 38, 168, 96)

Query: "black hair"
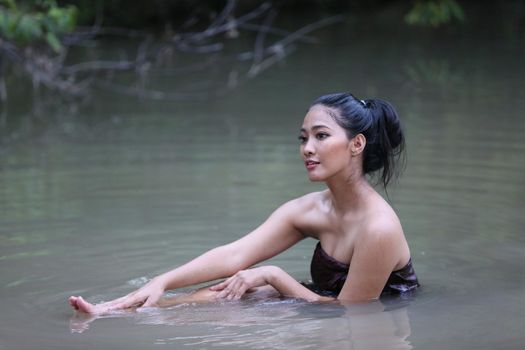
(311, 92, 406, 189)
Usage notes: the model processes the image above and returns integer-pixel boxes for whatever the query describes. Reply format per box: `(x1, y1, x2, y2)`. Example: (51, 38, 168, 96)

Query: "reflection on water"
(1, 4, 525, 350)
(147, 300, 413, 349)
(70, 298, 413, 350)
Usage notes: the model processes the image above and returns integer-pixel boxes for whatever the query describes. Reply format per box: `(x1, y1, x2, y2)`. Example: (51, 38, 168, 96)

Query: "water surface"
(1, 6, 524, 350)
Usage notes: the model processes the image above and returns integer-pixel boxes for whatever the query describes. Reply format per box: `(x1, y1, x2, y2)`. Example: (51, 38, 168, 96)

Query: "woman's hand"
(69, 276, 167, 314)
(209, 266, 276, 300)
(112, 276, 166, 309)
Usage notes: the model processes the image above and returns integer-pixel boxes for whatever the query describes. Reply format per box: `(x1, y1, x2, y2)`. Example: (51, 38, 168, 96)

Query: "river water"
(1, 5, 524, 350)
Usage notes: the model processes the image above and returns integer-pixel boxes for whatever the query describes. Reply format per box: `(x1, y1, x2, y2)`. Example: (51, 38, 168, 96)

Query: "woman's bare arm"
(69, 197, 309, 312)
(210, 265, 334, 302)
(159, 198, 307, 291)
(336, 220, 406, 302)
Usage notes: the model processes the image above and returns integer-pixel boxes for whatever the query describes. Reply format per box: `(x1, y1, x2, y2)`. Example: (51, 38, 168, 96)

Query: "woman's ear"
(350, 134, 366, 156)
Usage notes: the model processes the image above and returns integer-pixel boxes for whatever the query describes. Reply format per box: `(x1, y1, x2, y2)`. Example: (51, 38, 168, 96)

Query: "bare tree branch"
(1, 3, 344, 102)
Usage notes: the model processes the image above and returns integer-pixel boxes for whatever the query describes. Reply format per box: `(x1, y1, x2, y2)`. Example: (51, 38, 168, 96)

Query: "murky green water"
(1, 6, 524, 350)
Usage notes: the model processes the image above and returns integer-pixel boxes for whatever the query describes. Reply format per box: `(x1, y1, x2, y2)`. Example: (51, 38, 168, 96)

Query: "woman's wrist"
(264, 265, 282, 285)
(262, 265, 327, 302)
(151, 274, 169, 291)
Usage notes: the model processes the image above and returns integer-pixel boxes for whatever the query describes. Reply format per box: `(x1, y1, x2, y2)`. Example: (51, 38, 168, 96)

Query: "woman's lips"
(305, 160, 320, 170)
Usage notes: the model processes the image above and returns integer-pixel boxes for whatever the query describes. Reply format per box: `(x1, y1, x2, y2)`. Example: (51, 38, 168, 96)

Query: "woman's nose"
(303, 139, 315, 156)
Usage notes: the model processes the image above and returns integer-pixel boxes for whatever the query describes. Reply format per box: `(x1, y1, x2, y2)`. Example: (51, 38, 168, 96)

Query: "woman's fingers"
(216, 285, 232, 299)
(98, 294, 130, 309)
(212, 271, 258, 301)
(216, 282, 233, 299)
(214, 277, 235, 297)
(209, 280, 228, 291)
(217, 279, 247, 300)
(231, 282, 248, 300)
(141, 295, 159, 308)
(223, 279, 242, 299)
(234, 290, 245, 300)
(112, 294, 146, 310)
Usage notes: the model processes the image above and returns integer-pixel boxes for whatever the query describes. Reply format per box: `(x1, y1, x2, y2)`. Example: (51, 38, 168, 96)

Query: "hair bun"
(364, 98, 406, 186)
(369, 99, 404, 151)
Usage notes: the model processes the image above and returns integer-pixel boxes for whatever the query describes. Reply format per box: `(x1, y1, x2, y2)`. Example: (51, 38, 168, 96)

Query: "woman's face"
(299, 105, 354, 182)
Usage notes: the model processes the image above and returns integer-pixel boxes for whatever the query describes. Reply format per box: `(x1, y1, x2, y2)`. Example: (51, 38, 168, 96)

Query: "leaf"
(45, 5, 76, 33)
(449, 0, 465, 21)
(45, 31, 61, 52)
(405, 0, 465, 27)
(20, 14, 44, 41)
(0, 1, 77, 47)
(0, 0, 17, 11)
(0, 11, 7, 33)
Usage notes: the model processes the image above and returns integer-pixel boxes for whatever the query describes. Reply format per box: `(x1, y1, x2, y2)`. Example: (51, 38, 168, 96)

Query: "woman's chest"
(298, 214, 364, 264)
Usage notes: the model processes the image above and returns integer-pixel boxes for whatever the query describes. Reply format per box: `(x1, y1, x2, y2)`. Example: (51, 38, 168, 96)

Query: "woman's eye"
(298, 135, 307, 144)
(316, 133, 329, 140)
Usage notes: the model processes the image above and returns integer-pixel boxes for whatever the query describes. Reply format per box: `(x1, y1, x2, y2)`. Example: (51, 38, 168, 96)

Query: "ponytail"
(363, 99, 406, 189)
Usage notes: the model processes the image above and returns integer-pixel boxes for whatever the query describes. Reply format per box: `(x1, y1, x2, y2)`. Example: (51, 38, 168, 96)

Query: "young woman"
(69, 93, 419, 314)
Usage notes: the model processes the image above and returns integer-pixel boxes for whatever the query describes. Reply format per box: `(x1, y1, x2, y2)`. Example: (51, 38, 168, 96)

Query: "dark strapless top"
(310, 242, 419, 296)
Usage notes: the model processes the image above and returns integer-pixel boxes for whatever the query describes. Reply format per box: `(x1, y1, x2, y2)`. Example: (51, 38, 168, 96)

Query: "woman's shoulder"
(282, 191, 331, 234)
(288, 190, 328, 211)
(362, 196, 404, 240)
(272, 191, 326, 227)
(359, 203, 410, 268)
(271, 191, 324, 219)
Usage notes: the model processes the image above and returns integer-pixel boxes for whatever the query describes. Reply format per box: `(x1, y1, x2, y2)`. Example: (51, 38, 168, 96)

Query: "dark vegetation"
(0, 0, 467, 104)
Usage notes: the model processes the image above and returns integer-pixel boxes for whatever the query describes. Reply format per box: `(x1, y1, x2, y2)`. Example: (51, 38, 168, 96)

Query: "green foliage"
(0, 0, 77, 52)
(405, 0, 464, 27)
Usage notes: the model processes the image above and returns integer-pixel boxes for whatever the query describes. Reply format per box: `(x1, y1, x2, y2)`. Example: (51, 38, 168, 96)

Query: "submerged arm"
(211, 265, 335, 302)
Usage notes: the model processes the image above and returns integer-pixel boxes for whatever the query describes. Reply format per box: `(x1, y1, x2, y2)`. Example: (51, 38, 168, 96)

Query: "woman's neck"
(325, 173, 374, 214)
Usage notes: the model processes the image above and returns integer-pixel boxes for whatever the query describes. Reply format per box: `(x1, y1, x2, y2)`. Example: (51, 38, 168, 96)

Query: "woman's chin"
(307, 173, 325, 182)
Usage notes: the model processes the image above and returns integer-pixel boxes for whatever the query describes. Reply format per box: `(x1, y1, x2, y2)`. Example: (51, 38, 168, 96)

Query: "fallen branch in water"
(0, 0, 344, 102)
